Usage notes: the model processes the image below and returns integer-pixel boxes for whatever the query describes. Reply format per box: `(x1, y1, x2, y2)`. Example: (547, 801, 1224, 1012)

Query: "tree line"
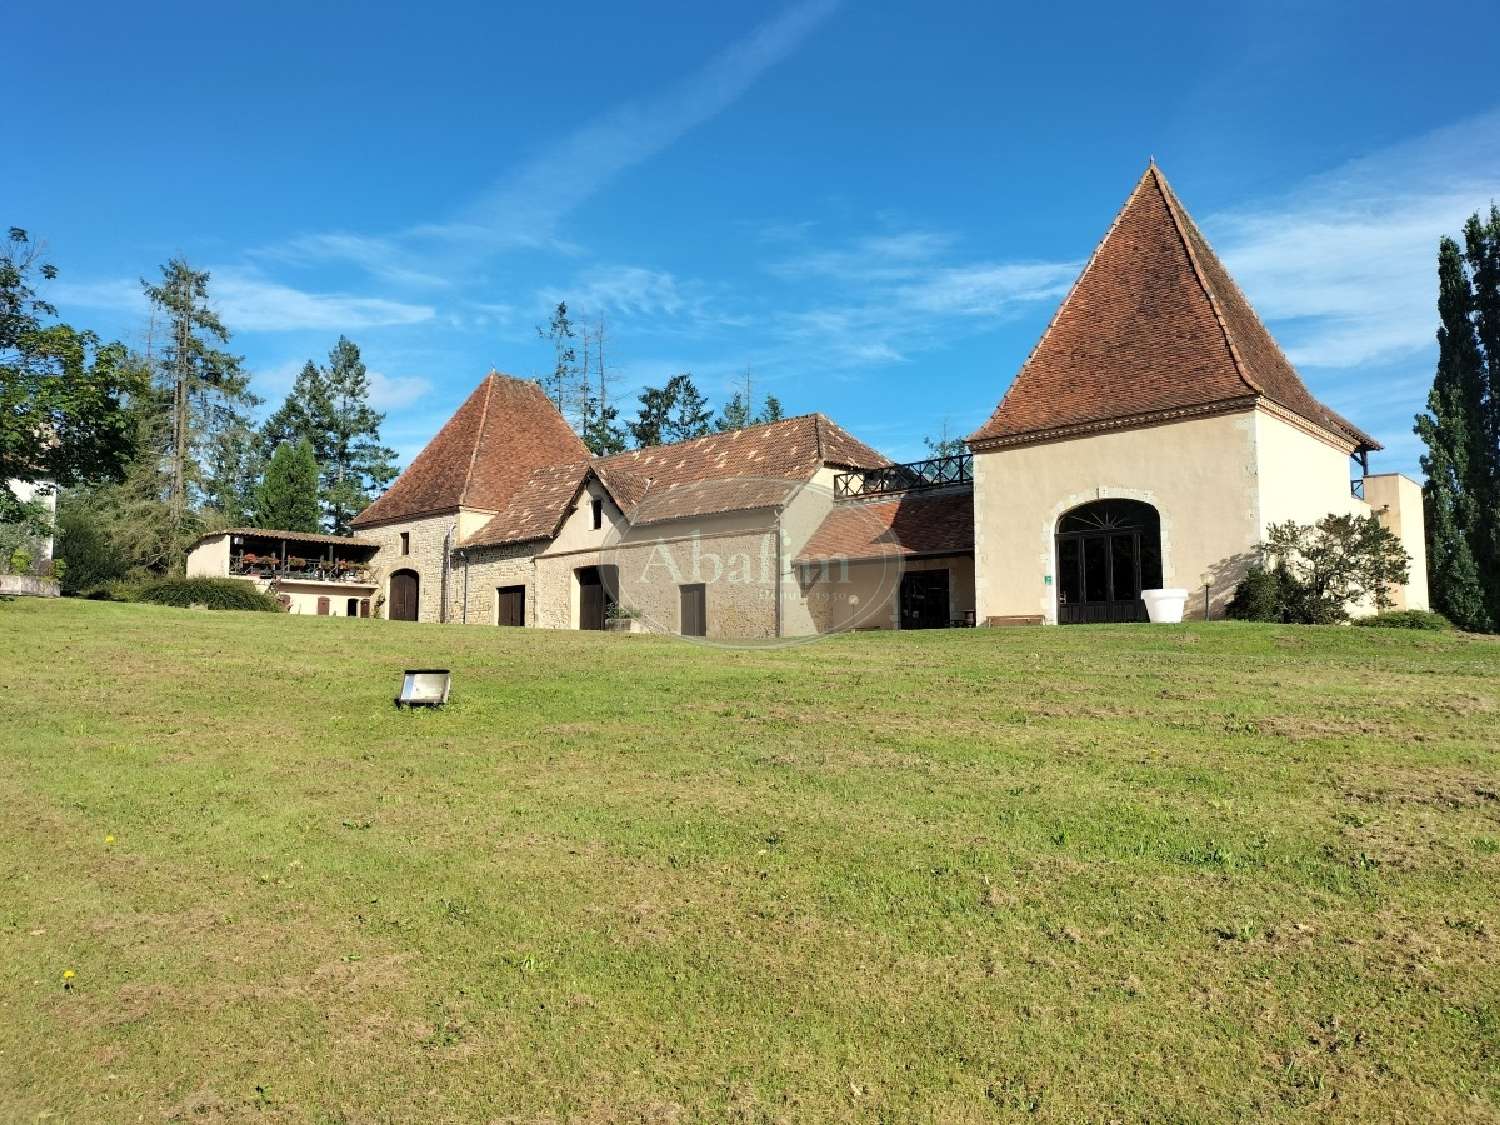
(536, 301, 783, 454)
(0, 228, 398, 589)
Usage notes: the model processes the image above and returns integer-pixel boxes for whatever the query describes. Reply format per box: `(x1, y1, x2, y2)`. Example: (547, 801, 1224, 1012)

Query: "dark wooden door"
(316, 596, 330, 616)
(680, 583, 706, 637)
(389, 569, 419, 621)
(899, 570, 950, 630)
(497, 585, 525, 627)
(578, 567, 605, 630)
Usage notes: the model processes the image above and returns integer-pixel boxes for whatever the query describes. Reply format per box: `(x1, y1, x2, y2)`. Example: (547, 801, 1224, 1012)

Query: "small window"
(399, 532, 410, 555)
(591, 497, 603, 530)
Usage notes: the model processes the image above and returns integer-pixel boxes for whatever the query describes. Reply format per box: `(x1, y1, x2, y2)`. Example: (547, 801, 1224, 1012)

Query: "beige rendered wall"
(1363, 473, 1430, 611)
(972, 410, 1261, 624)
(800, 554, 973, 631)
(273, 582, 375, 616)
(1252, 409, 1368, 531)
(185, 535, 230, 578)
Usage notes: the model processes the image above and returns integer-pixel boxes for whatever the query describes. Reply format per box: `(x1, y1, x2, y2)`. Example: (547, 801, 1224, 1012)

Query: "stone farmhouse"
(186, 164, 1428, 632)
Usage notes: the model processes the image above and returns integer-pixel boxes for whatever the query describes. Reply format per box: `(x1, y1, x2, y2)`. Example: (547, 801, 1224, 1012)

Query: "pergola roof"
(198, 528, 379, 549)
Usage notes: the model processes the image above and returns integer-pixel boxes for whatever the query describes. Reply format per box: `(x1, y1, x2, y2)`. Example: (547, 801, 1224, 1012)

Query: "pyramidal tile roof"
(351, 372, 589, 529)
(969, 163, 1379, 451)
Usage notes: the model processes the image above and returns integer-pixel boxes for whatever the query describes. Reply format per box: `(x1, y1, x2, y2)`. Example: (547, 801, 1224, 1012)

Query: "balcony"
(833, 453, 973, 499)
(224, 529, 379, 586)
(231, 555, 375, 585)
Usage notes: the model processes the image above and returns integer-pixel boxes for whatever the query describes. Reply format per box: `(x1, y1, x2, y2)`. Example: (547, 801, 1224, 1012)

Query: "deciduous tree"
(0, 227, 141, 529)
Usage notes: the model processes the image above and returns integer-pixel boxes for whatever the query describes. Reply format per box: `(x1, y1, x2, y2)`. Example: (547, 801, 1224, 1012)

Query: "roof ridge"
(457, 372, 495, 508)
(1148, 165, 1265, 399)
(969, 166, 1156, 443)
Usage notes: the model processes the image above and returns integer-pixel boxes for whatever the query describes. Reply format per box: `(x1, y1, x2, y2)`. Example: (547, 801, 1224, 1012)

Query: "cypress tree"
(1415, 218, 1500, 632)
(255, 439, 321, 533)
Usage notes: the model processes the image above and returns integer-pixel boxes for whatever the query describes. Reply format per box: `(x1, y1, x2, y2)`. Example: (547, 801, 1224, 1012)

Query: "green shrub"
(1225, 565, 1283, 622)
(1354, 609, 1453, 631)
(8, 547, 33, 575)
(81, 579, 146, 602)
(134, 578, 284, 612)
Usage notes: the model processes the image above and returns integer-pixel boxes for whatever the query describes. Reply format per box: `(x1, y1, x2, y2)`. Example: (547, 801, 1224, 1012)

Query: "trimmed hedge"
(134, 578, 284, 612)
(1354, 609, 1453, 631)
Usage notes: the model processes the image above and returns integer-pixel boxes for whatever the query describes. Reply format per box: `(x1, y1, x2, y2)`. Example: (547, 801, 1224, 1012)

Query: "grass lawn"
(3, 598, 1499, 1123)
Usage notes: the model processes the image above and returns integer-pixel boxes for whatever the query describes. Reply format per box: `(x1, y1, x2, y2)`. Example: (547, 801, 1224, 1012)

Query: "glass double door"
(1056, 531, 1149, 624)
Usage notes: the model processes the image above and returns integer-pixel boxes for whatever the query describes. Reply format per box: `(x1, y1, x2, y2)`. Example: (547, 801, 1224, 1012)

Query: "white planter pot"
(1141, 588, 1189, 624)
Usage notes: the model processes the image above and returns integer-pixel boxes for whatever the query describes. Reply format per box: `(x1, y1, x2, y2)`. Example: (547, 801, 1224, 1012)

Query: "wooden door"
(497, 585, 526, 627)
(316, 596, 330, 616)
(578, 567, 605, 630)
(680, 583, 706, 637)
(389, 569, 419, 621)
(899, 570, 950, 629)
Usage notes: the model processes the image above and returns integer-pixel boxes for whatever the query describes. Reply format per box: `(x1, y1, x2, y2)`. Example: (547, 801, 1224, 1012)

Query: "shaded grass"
(2, 599, 1499, 1122)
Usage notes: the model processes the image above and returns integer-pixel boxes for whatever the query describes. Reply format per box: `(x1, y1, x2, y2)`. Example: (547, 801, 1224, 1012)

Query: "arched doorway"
(1055, 500, 1162, 624)
(389, 569, 420, 621)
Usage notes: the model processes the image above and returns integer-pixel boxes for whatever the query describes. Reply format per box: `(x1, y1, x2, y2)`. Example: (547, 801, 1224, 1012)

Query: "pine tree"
(630, 382, 676, 448)
(716, 391, 752, 431)
(537, 302, 579, 419)
(1415, 221, 1499, 631)
(662, 374, 712, 443)
(255, 438, 321, 532)
(140, 259, 258, 560)
(577, 317, 627, 455)
(321, 337, 397, 533)
(255, 341, 396, 532)
(757, 394, 783, 424)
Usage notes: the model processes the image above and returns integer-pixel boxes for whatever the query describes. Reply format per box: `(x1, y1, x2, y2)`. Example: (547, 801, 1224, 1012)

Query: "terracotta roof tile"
(969, 164, 1379, 451)
(351, 373, 588, 528)
(796, 490, 974, 563)
(464, 413, 890, 549)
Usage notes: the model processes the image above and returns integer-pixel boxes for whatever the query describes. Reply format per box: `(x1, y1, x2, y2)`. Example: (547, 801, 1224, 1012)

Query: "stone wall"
(360, 510, 492, 621)
(450, 542, 538, 625)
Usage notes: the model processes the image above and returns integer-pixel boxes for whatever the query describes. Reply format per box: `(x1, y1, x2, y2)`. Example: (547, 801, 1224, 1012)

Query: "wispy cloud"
(52, 270, 435, 332)
(269, 0, 841, 283)
(1209, 107, 1500, 370)
(251, 233, 452, 288)
(367, 371, 434, 412)
(756, 226, 1077, 369)
(769, 230, 955, 281)
(428, 0, 840, 253)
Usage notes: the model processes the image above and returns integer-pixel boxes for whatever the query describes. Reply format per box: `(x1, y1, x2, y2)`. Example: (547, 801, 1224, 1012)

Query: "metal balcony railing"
(833, 453, 972, 499)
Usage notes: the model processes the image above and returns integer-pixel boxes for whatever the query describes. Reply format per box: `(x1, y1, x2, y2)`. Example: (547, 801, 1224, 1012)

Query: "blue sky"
(13, 1, 1500, 476)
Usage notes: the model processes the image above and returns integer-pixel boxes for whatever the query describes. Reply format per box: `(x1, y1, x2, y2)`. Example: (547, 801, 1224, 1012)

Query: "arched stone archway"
(1055, 499, 1162, 623)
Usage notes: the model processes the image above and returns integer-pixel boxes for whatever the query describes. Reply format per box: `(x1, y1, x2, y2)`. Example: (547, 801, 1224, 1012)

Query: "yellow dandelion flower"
(62, 969, 76, 980)
(104, 834, 116, 845)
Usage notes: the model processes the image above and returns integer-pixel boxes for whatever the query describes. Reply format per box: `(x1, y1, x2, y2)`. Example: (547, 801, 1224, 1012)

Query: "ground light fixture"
(395, 669, 451, 708)
(1200, 570, 1213, 620)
